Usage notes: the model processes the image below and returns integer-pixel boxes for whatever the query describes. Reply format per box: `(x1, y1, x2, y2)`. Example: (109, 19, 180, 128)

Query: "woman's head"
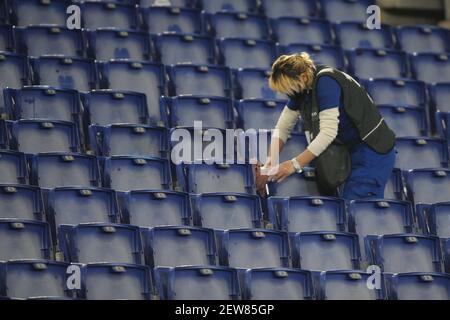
(268, 52, 316, 96)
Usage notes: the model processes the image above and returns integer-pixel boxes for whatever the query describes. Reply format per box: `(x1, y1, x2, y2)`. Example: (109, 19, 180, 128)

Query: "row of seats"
(1, 260, 448, 300)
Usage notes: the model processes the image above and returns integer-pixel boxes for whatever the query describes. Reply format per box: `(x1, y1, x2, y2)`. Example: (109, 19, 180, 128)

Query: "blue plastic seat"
(363, 78, 427, 107)
(384, 168, 404, 200)
(319, 270, 385, 300)
(410, 53, 450, 84)
(0, 150, 28, 185)
(0, 52, 29, 112)
(0, 184, 44, 221)
(429, 83, 450, 113)
(140, 0, 193, 7)
(219, 229, 290, 269)
(346, 48, 409, 79)
(436, 112, 450, 141)
(0, 260, 72, 299)
(388, 272, 450, 300)
(31, 56, 97, 92)
(268, 168, 320, 198)
(121, 190, 191, 228)
(282, 43, 346, 70)
(15, 26, 84, 58)
(218, 38, 277, 69)
(87, 29, 151, 61)
(4, 86, 81, 123)
(142, 6, 204, 35)
(143, 226, 217, 268)
(420, 202, 450, 239)
(321, 0, 374, 23)
(167, 96, 234, 129)
(153, 34, 216, 65)
(10, 0, 70, 26)
(0, 2, 9, 24)
(191, 193, 263, 229)
(378, 105, 428, 137)
(272, 17, 333, 46)
(395, 25, 449, 54)
(59, 223, 143, 264)
(199, 0, 258, 14)
(236, 69, 286, 100)
(395, 137, 448, 170)
(291, 231, 361, 271)
(0, 219, 52, 261)
(103, 156, 171, 192)
(268, 196, 346, 233)
(209, 12, 270, 40)
(243, 268, 314, 300)
(80, 263, 152, 300)
(168, 64, 232, 97)
(99, 61, 166, 126)
(0, 119, 7, 148)
(90, 124, 168, 158)
(30, 152, 101, 189)
(237, 99, 288, 130)
(369, 234, 442, 273)
(155, 266, 240, 300)
(9, 120, 81, 154)
(260, 0, 318, 19)
(0, 25, 13, 52)
(334, 22, 394, 50)
(79, 1, 139, 30)
(176, 163, 255, 194)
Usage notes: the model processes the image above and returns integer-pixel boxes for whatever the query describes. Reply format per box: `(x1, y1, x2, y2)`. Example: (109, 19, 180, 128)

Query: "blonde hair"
(268, 52, 316, 95)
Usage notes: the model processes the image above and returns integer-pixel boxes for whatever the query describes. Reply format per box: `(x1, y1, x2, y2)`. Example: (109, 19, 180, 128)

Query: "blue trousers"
(342, 143, 396, 200)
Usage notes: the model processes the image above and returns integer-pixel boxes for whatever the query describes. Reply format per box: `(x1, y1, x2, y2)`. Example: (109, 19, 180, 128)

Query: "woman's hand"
(268, 160, 296, 183)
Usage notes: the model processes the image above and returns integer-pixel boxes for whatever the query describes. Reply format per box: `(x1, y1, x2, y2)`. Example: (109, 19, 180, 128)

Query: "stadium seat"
(59, 223, 143, 264)
(167, 96, 234, 129)
(155, 266, 241, 300)
(429, 82, 450, 113)
(267, 196, 346, 233)
(260, 0, 318, 19)
(0, 184, 44, 221)
(0, 1, 9, 24)
(369, 234, 442, 273)
(15, 26, 84, 58)
(176, 163, 255, 194)
(0, 24, 13, 52)
(235, 69, 286, 100)
(0, 52, 30, 112)
(290, 231, 361, 271)
(82, 90, 150, 127)
(0, 260, 72, 299)
(4, 86, 81, 123)
(79, 1, 139, 30)
(377, 105, 428, 137)
(191, 193, 263, 229)
(153, 34, 216, 65)
(208, 12, 270, 40)
(8, 120, 81, 154)
(363, 78, 427, 108)
(219, 229, 290, 269)
(271, 17, 333, 46)
(143, 226, 217, 268)
(80, 263, 153, 300)
(321, 0, 374, 23)
(87, 29, 151, 61)
(282, 44, 346, 70)
(30, 152, 101, 189)
(348, 199, 415, 261)
(218, 38, 277, 70)
(0, 150, 28, 185)
(334, 22, 395, 50)
(410, 53, 450, 84)
(395, 137, 448, 170)
(384, 168, 404, 200)
(243, 268, 314, 300)
(31, 56, 97, 92)
(90, 124, 168, 158)
(346, 48, 409, 79)
(142, 6, 204, 35)
(387, 272, 450, 300)
(319, 270, 385, 300)
(237, 99, 290, 130)
(395, 25, 450, 54)
(0, 219, 52, 261)
(0, 119, 7, 148)
(103, 156, 171, 192)
(268, 168, 320, 198)
(436, 112, 450, 141)
(47, 187, 119, 231)
(121, 190, 191, 228)
(420, 202, 450, 238)
(98, 61, 166, 126)
(198, 0, 258, 14)
(10, 0, 70, 26)
(140, 0, 193, 8)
